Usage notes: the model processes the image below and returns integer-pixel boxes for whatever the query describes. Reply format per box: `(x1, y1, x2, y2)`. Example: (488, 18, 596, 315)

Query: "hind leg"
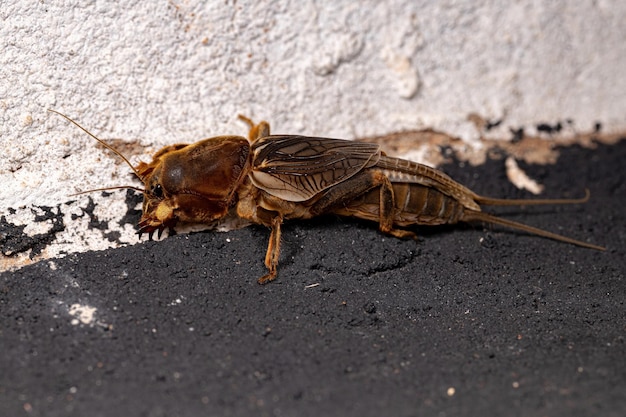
(309, 169, 416, 239)
(238, 115, 271, 142)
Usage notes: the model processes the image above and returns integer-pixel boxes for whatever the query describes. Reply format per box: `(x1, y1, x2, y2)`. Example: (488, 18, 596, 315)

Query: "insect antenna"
(69, 185, 145, 197)
(48, 109, 144, 181)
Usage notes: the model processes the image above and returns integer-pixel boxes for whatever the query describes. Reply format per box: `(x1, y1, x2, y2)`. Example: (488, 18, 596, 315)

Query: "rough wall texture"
(1, 1, 625, 269)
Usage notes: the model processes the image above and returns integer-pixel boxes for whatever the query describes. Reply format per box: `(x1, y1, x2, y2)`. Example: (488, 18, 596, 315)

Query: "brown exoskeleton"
(50, 110, 605, 284)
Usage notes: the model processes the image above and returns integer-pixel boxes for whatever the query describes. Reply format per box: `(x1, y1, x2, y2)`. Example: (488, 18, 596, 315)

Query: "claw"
(257, 271, 277, 285)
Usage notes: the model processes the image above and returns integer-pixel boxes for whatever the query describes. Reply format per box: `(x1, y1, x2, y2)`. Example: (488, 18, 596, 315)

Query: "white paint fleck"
(170, 296, 184, 306)
(68, 304, 97, 325)
(505, 156, 544, 195)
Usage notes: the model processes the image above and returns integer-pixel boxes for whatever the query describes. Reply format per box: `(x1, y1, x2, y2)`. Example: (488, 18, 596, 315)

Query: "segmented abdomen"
(332, 182, 466, 227)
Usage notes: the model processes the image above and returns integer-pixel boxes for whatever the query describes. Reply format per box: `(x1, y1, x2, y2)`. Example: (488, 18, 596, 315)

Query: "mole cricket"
(50, 110, 604, 284)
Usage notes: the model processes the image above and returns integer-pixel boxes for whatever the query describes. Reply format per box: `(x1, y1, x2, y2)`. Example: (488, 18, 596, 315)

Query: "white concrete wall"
(2, 0, 625, 269)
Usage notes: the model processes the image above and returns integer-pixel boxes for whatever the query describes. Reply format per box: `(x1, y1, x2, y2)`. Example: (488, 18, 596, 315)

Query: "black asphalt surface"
(1, 140, 625, 417)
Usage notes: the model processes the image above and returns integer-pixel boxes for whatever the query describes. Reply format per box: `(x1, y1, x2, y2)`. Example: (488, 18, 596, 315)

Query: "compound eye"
(152, 183, 163, 198)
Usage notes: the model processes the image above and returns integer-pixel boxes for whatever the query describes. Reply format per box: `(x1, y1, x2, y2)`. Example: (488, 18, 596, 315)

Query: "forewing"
(250, 135, 381, 202)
